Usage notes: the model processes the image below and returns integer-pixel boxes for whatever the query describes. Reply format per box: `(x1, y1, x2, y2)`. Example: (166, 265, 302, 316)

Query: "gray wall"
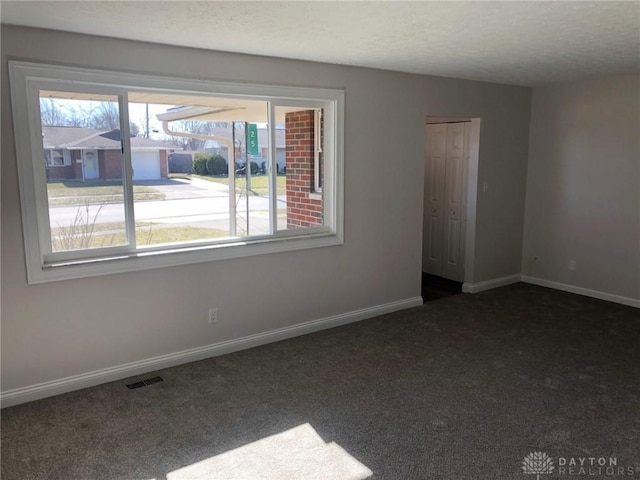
(1, 26, 531, 394)
(522, 75, 640, 300)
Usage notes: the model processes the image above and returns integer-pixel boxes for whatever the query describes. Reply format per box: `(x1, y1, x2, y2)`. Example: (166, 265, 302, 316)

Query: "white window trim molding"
(9, 61, 345, 284)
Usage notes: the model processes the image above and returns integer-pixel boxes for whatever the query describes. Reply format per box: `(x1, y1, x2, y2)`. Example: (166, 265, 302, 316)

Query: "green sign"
(247, 123, 259, 155)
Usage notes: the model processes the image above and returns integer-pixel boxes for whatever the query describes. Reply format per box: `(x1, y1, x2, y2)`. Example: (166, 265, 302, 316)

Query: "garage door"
(132, 151, 161, 180)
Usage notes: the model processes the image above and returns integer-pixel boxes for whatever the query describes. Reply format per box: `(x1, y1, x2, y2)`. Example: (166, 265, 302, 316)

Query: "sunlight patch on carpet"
(166, 423, 373, 480)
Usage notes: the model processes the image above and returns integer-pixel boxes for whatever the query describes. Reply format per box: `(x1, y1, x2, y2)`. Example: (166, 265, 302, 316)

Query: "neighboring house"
(43, 126, 172, 181)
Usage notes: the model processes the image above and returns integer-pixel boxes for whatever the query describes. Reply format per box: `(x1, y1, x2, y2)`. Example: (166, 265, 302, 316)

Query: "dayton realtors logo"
(522, 452, 640, 477)
(522, 452, 555, 480)
(556, 456, 639, 476)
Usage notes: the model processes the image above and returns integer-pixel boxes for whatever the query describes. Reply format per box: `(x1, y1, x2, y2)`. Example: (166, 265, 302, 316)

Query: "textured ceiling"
(1, 1, 639, 86)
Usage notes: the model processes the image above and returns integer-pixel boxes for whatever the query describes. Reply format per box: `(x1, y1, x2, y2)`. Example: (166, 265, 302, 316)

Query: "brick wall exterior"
(45, 165, 76, 181)
(103, 149, 123, 180)
(159, 150, 168, 178)
(98, 150, 107, 180)
(285, 110, 322, 228)
(73, 151, 83, 179)
(46, 150, 82, 181)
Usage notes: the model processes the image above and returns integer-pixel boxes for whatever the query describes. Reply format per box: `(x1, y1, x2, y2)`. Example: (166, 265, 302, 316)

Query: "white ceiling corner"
(1, 1, 638, 87)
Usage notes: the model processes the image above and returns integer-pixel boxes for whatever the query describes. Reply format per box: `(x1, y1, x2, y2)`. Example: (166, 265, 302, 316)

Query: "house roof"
(42, 126, 173, 150)
(42, 126, 98, 148)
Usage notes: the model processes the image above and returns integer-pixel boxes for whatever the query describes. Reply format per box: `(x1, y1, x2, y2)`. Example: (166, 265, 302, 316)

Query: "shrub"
(250, 161, 260, 175)
(192, 153, 209, 175)
(206, 154, 228, 176)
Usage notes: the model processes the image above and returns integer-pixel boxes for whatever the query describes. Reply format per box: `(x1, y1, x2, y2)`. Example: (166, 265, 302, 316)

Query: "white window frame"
(9, 61, 344, 284)
(313, 108, 323, 194)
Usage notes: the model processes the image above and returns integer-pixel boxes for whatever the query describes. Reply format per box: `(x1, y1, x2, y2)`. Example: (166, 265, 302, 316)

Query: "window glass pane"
(275, 106, 324, 230)
(232, 121, 273, 237)
(127, 91, 269, 246)
(45, 149, 65, 166)
(40, 91, 128, 252)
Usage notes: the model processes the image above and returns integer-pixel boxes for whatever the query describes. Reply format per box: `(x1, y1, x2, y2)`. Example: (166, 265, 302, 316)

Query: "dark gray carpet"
(2, 283, 639, 479)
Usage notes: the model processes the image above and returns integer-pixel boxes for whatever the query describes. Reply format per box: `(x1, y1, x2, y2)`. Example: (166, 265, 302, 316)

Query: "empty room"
(1, 2, 638, 479)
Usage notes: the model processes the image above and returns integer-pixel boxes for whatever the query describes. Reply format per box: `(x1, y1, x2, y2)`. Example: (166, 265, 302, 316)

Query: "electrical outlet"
(568, 260, 576, 271)
(208, 308, 218, 324)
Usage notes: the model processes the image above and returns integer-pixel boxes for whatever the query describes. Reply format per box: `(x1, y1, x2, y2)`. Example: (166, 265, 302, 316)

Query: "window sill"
(30, 231, 343, 284)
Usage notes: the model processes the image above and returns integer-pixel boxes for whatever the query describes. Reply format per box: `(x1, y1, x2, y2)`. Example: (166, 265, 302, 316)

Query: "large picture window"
(9, 62, 344, 283)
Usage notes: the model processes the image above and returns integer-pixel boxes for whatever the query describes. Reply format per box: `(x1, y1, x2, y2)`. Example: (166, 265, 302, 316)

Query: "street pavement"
(49, 177, 286, 236)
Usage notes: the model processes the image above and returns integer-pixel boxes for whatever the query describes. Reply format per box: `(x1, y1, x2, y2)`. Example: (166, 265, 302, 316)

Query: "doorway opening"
(421, 272, 462, 302)
(422, 116, 481, 302)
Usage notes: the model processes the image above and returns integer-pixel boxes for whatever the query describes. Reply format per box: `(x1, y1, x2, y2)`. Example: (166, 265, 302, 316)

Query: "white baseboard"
(462, 274, 521, 293)
(521, 275, 640, 308)
(1, 296, 423, 408)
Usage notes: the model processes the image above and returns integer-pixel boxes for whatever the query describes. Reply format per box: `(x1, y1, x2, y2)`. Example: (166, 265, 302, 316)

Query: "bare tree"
(39, 98, 67, 126)
(40, 98, 139, 136)
(169, 120, 214, 150)
(128, 121, 141, 136)
(84, 102, 140, 135)
(88, 102, 120, 131)
(62, 104, 96, 127)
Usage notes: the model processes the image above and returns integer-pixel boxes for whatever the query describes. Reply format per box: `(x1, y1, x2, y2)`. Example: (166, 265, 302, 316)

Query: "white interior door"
(423, 122, 468, 282)
(423, 124, 446, 275)
(442, 123, 465, 281)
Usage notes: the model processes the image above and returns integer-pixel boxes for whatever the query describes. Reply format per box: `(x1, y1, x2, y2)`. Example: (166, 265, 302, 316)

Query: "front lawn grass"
(47, 181, 165, 206)
(108, 225, 230, 247)
(52, 221, 229, 250)
(51, 221, 153, 236)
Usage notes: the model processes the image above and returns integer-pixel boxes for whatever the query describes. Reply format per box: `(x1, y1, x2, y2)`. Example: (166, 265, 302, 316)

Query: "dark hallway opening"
(421, 272, 462, 303)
